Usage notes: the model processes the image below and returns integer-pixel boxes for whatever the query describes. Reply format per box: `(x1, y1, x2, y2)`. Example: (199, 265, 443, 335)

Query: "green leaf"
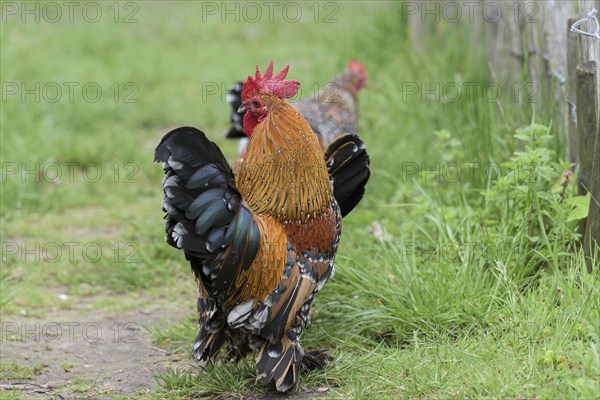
(531, 124, 550, 135)
(566, 193, 591, 221)
(433, 129, 451, 140)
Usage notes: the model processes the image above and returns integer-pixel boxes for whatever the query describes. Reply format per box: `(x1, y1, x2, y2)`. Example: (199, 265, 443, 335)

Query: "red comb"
(348, 59, 367, 81)
(241, 61, 300, 102)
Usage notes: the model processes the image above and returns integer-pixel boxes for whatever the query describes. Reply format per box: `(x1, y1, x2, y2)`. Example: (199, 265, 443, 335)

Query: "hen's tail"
(225, 82, 246, 138)
(256, 337, 303, 392)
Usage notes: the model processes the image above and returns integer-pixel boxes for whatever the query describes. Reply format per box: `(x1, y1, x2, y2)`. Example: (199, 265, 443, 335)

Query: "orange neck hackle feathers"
(237, 73, 332, 222)
(237, 62, 332, 222)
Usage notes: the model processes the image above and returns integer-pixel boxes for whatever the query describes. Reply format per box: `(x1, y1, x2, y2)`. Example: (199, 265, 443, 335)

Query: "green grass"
(0, 392, 27, 400)
(60, 377, 97, 393)
(2, 2, 599, 399)
(0, 363, 44, 380)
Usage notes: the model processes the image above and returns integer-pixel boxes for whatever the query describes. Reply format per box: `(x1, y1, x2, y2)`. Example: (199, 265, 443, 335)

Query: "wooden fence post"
(577, 61, 600, 271)
(584, 117, 600, 272)
(567, 16, 581, 165)
(584, 119, 600, 272)
(575, 63, 597, 196)
(577, 1, 600, 97)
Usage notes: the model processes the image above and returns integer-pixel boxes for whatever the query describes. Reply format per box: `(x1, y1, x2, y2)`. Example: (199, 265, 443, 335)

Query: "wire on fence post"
(570, 9, 600, 40)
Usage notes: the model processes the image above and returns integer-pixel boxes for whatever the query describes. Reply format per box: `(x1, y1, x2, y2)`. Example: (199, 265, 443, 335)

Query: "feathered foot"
(301, 349, 333, 371)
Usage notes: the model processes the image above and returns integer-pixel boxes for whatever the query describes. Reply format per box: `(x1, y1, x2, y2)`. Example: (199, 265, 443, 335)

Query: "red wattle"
(243, 112, 257, 136)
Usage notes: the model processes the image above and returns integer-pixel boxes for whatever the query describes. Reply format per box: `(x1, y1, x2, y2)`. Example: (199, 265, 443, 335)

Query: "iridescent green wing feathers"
(154, 126, 260, 297)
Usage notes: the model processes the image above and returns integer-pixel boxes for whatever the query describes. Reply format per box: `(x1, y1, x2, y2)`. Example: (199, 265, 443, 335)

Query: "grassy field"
(1, 2, 599, 399)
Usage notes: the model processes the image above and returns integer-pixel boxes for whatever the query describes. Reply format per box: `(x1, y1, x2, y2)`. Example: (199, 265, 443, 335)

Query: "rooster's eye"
(252, 100, 260, 108)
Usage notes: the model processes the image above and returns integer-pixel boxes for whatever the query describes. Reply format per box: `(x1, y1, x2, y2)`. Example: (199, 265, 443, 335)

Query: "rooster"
(155, 62, 370, 391)
(226, 60, 367, 156)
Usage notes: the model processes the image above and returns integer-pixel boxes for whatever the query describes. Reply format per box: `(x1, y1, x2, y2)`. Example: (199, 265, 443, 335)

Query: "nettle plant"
(484, 122, 584, 271)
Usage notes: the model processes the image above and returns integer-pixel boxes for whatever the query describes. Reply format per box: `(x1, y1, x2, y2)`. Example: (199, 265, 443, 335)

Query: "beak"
(237, 105, 247, 113)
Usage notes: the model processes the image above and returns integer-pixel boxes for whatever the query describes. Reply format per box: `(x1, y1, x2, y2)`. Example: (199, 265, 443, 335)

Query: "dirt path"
(0, 299, 188, 399)
(1, 288, 329, 400)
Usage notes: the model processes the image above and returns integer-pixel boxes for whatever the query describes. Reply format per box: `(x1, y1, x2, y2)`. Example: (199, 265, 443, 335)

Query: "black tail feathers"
(191, 325, 227, 365)
(255, 337, 303, 392)
(225, 82, 246, 138)
(324, 133, 370, 217)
